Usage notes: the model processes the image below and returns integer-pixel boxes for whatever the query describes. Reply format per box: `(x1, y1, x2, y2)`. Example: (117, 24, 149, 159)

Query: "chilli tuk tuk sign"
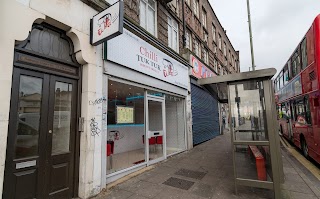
(190, 55, 216, 79)
(106, 28, 189, 89)
(90, 0, 124, 46)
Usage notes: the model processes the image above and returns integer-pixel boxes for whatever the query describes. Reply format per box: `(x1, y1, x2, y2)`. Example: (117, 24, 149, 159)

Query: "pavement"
(93, 131, 320, 199)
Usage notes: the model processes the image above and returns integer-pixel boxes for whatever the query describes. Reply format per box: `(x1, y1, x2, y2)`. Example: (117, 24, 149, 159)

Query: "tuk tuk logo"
(163, 59, 178, 77)
(97, 12, 119, 36)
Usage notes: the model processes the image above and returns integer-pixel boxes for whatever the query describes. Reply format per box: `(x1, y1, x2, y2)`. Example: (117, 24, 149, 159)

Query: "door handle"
(49, 130, 52, 134)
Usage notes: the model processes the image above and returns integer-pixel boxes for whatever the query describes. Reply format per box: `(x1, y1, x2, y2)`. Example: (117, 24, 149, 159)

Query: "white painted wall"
(0, 0, 105, 198)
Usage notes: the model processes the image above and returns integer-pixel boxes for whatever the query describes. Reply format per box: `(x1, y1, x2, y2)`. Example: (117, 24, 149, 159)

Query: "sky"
(208, 0, 320, 74)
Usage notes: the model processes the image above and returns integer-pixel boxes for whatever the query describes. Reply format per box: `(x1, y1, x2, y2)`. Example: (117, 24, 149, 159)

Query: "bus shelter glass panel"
(234, 145, 273, 181)
(229, 81, 268, 141)
(229, 80, 273, 182)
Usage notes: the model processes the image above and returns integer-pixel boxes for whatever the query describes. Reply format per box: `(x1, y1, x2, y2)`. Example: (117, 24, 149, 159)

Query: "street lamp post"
(246, 0, 256, 71)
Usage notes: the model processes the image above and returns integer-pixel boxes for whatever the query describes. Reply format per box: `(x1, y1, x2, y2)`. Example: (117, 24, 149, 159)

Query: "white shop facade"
(103, 28, 191, 182)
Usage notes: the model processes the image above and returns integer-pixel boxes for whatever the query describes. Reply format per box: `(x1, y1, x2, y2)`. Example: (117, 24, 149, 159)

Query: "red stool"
(142, 135, 156, 152)
(107, 141, 114, 170)
(156, 136, 163, 151)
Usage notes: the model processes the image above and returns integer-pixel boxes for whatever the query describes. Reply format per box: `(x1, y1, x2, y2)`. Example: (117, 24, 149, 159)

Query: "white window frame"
(168, 16, 179, 52)
(140, 0, 157, 37)
(212, 24, 216, 42)
(202, 9, 207, 29)
(218, 34, 222, 50)
(194, 39, 200, 57)
(223, 42, 226, 57)
(203, 31, 208, 43)
(203, 48, 208, 64)
(193, 0, 199, 18)
(186, 31, 192, 50)
(214, 59, 218, 72)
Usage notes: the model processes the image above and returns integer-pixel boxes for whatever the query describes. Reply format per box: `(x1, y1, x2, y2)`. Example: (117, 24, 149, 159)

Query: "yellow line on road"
(280, 136, 320, 181)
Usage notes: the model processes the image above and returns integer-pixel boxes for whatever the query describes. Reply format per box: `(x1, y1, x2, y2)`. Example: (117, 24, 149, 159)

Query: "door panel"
(3, 69, 78, 199)
(146, 96, 166, 165)
(3, 68, 49, 199)
(47, 76, 77, 198)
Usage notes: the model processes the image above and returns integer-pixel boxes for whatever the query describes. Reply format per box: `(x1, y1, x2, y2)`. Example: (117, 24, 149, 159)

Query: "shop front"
(190, 55, 220, 145)
(104, 28, 189, 182)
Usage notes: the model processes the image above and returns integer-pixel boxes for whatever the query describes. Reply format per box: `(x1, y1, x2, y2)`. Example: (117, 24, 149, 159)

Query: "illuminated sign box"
(90, 1, 124, 46)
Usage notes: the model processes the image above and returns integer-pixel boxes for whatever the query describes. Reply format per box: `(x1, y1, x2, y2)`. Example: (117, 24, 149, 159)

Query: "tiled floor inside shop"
(107, 147, 183, 174)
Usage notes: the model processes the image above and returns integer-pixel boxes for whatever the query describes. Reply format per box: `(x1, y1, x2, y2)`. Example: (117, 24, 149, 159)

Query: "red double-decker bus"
(274, 14, 320, 163)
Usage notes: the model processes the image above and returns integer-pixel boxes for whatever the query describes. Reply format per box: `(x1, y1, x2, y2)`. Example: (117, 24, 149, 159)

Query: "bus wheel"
(301, 137, 309, 158)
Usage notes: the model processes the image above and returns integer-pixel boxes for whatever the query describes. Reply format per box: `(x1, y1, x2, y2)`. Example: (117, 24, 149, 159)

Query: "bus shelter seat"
(248, 145, 267, 181)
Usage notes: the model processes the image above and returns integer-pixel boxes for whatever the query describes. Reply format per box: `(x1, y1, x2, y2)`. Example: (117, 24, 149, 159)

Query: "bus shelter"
(198, 68, 284, 199)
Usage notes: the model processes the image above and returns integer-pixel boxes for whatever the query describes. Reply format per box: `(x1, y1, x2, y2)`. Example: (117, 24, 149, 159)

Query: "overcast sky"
(209, 0, 320, 74)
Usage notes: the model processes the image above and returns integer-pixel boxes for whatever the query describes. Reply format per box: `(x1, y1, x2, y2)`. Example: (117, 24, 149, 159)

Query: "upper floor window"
(186, 31, 192, 50)
(203, 31, 208, 43)
(218, 34, 222, 50)
(168, 16, 179, 52)
(214, 59, 218, 72)
(212, 24, 216, 42)
(203, 48, 208, 64)
(193, 0, 199, 18)
(202, 9, 207, 29)
(140, 0, 156, 36)
(194, 39, 200, 57)
(223, 42, 226, 56)
(228, 50, 231, 61)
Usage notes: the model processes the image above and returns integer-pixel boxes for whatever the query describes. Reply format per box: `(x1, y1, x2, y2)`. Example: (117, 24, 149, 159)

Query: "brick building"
(0, 0, 239, 198)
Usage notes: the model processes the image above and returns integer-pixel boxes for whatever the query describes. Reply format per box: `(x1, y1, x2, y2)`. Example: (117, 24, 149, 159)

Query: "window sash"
(140, 0, 156, 36)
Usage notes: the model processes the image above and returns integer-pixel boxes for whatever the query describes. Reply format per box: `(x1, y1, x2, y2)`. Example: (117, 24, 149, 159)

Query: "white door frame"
(145, 93, 166, 166)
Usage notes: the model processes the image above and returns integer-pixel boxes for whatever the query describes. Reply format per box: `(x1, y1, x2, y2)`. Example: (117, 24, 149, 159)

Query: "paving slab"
(93, 131, 320, 199)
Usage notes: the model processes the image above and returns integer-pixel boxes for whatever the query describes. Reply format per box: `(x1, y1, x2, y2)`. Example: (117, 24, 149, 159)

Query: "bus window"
(279, 72, 283, 89)
(304, 97, 312, 125)
(294, 99, 306, 125)
(287, 61, 292, 80)
(280, 103, 288, 119)
(283, 67, 289, 85)
(301, 38, 307, 70)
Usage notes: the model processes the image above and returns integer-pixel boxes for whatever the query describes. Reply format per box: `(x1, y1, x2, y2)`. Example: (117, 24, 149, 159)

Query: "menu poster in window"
(116, 106, 134, 124)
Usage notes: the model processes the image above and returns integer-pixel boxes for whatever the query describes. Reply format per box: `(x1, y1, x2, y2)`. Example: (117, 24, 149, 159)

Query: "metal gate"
(191, 84, 219, 145)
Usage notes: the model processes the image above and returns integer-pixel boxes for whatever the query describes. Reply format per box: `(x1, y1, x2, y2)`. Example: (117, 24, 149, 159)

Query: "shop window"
(168, 16, 179, 52)
(140, 0, 156, 36)
(165, 95, 185, 155)
(107, 80, 145, 174)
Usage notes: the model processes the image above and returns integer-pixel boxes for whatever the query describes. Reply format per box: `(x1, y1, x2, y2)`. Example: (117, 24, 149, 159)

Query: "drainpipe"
(182, 0, 186, 48)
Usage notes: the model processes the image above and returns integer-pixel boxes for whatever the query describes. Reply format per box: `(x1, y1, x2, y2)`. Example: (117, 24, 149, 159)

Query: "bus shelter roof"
(197, 68, 277, 103)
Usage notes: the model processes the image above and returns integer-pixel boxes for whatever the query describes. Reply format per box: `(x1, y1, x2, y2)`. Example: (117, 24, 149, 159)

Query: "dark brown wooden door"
(3, 68, 78, 199)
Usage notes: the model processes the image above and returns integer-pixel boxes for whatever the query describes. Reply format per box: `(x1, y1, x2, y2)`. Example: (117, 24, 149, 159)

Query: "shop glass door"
(146, 95, 166, 165)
